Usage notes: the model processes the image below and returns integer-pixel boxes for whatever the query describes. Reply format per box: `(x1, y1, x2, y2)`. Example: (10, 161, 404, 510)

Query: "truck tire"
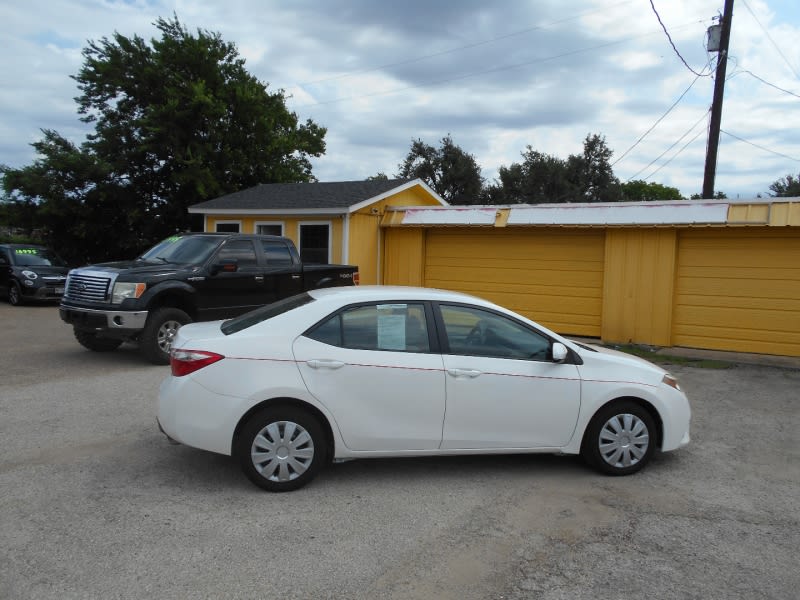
(74, 328, 124, 352)
(139, 307, 190, 365)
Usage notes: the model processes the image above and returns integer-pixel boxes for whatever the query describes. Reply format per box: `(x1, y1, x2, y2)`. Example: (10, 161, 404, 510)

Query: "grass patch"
(609, 344, 732, 369)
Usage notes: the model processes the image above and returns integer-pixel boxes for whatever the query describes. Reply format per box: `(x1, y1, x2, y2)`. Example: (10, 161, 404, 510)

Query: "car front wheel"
(8, 281, 23, 306)
(582, 401, 656, 476)
(237, 406, 326, 492)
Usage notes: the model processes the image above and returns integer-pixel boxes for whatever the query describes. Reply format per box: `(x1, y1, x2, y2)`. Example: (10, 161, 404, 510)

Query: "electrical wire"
(625, 109, 710, 181)
(720, 130, 800, 162)
(740, 0, 800, 79)
(642, 127, 706, 181)
(612, 60, 712, 167)
(737, 70, 800, 100)
(649, 0, 710, 77)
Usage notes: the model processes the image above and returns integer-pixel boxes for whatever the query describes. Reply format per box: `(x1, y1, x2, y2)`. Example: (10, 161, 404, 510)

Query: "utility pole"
(702, 0, 734, 199)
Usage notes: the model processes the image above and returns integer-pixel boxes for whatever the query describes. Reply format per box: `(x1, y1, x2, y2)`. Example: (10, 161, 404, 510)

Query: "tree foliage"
(620, 180, 682, 201)
(398, 136, 483, 204)
(769, 173, 800, 197)
(1, 16, 326, 262)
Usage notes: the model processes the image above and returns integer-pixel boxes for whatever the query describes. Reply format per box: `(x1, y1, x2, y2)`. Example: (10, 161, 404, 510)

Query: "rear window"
(221, 293, 314, 335)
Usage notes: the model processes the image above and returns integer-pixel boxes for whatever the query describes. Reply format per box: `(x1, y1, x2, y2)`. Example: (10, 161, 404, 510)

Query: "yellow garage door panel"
(424, 229, 604, 336)
(674, 228, 800, 356)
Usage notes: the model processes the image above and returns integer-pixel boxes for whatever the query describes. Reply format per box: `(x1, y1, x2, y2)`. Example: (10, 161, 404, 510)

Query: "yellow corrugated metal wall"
(602, 229, 676, 346)
(673, 228, 800, 356)
(421, 229, 605, 336)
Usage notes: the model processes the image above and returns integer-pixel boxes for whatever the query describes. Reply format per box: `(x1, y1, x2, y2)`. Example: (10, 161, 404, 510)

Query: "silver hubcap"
(599, 413, 649, 468)
(251, 420, 315, 482)
(157, 319, 182, 352)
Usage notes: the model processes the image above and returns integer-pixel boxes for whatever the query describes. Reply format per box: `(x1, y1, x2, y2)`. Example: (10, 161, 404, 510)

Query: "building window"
(299, 223, 330, 264)
(256, 223, 283, 236)
(215, 222, 240, 233)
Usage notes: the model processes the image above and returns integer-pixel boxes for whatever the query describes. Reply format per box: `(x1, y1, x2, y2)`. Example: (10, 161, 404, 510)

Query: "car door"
(0, 248, 10, 295)
(195, 239, 267, 320)
(437, 303, 582, 449)
(292, 301, 446, 451)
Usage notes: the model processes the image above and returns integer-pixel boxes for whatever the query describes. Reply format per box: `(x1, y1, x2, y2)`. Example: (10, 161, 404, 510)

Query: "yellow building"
(191, 185, 800, 358)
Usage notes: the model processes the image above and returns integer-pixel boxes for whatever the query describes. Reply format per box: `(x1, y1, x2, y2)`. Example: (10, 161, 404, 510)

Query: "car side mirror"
(552, 342, 568, 363)
(211, 259, 238, 275)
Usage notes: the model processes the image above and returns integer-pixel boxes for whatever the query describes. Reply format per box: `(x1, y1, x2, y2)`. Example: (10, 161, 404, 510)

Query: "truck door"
(196, 239, 267, 320)
(260, 239, 304, 302)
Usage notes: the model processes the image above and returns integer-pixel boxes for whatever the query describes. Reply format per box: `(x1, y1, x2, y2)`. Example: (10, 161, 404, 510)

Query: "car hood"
(572, 341, 668, 384)
(16, 265, 69, 276)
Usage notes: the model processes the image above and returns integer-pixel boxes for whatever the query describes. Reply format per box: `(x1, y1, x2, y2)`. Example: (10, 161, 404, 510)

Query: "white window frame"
(255, 221, 285, 236)
(214, 220, 242, 233)
(297, 221, 332, 264)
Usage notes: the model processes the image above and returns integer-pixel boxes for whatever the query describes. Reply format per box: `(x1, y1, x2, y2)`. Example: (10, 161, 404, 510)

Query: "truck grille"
(65, 272, 112, 303)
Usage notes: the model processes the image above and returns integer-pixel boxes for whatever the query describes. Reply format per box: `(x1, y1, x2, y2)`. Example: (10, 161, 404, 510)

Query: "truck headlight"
(111, 282, 146, 304)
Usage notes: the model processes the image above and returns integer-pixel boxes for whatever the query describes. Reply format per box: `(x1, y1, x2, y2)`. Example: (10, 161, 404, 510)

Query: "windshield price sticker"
(14, 248, 41, 255)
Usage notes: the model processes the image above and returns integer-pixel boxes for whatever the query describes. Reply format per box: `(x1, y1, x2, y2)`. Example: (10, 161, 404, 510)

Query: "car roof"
(307, 285, 494, 306)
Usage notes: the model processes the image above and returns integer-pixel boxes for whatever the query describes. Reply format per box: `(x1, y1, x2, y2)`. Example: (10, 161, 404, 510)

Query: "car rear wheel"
(74, 328, 124, 352)
(139, 307, 190, 365)
(237, 406, 326, 492)
(582, 401, 656, 476)
(8, 281, 23, 306)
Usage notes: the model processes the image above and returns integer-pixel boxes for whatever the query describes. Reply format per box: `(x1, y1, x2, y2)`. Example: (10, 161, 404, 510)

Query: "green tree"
(690, 191, 727, 199)
(485, 148, 576, 204)
(620, 180, 683, 201)
(398, 136, 483, 204)
(566, 133, 620, 203)
(769, 173, 800, 197)
(1, 15, 326, 262)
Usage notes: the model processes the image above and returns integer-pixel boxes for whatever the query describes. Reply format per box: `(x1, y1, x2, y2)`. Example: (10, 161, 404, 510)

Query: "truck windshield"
(140, 236, 221, 265)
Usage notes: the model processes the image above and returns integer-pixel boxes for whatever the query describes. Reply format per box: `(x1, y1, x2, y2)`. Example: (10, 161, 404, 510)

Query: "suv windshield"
(140, 236, 222, 265)
(221, 293, 314, 335)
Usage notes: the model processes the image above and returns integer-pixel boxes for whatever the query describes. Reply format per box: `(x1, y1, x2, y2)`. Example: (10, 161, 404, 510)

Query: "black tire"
(8, 281, 23, 306)
(139, 307, 190, 365)
(74, 328, 124, 352)
(237, 406, 327, 492)
(581, 400, 656, 476)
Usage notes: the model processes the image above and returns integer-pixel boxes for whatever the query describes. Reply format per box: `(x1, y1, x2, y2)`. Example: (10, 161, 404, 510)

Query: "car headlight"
(662, 373, 681, 391)
(111, 282, 147, 304)
(21, 270, 38, 280)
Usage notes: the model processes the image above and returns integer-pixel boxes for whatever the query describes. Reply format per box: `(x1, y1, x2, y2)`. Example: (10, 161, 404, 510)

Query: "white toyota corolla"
(158, 286, 691, 491)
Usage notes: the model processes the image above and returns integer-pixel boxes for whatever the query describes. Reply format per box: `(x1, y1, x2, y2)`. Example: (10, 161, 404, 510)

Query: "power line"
(643, 127, 706, 181)
(649, 0, 711, 77)
(294, 21, 706, 109)
(292, 0, 640, 89)
(626, 109, 710, 181)
(737, 70, 800, 100)
(721, 130, 800, 162)
(740, 0, 800, 79)
(612, 62, 711, 167)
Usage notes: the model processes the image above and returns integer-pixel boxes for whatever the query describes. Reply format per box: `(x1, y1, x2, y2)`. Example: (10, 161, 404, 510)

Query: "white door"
(293, 302, 446, 451)
(437, 304, 581, 449)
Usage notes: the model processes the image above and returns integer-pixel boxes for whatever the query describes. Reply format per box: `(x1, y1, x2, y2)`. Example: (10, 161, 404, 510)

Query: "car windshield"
(12, 247, 67, 267)
(139, 236, 222, 265)
(221, 293, 315, 335)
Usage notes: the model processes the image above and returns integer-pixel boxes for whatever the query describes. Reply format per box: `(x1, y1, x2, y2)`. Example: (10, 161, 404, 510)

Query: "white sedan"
(158, 286, 690, 491)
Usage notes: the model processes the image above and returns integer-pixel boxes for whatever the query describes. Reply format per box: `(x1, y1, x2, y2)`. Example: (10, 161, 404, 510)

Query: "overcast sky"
(1, 0, 799, 199)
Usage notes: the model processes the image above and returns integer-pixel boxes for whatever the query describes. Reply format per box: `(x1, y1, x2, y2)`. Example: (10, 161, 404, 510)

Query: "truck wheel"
(8, 281, 23, 306)
(74, 328, 123, 352)
(140, 307, 190, 365)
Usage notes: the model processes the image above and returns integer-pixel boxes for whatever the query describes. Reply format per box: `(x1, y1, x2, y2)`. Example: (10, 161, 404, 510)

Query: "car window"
(216, 239, 258, 267)
(262, 241, 294, 267)
(221, 293, 314, 335)
(439, 304, 551, 361)
(306, 303, 430, 353)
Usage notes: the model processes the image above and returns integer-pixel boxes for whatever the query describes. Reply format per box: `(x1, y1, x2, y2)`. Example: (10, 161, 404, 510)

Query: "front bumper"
(60, 305, 149, 331)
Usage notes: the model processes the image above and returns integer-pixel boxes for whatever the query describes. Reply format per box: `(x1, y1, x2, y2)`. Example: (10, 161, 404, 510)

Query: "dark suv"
(0, 244, 69, 305)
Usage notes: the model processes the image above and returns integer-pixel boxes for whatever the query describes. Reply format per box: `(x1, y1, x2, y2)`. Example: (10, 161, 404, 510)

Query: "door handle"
(291, 274, 301, 280)
(254, 275, 264, 282)
(447, 368, 482, 378)
(306, 359, 345, 370)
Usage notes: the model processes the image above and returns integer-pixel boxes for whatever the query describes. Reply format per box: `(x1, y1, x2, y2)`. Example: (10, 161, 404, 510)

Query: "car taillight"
(170, 349, 224, 376)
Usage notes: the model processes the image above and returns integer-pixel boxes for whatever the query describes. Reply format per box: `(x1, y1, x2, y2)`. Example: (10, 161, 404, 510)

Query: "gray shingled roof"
(189, 179, 415, 211)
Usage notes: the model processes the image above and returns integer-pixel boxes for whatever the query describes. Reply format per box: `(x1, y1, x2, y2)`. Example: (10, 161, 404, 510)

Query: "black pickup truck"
(60, 233, 358, 364)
